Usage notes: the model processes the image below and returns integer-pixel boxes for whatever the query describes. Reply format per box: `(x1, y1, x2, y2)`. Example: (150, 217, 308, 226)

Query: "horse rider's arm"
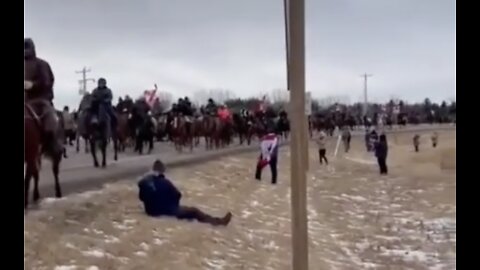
(105, 89, 113, 103)
(47, 61, 55, 88)
(40, 60, 54, 91)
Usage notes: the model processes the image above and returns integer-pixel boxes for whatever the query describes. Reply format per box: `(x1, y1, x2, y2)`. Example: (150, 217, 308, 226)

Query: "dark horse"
(24, 102, 62, 209)
(132, 111, 155, 155)
(276, 116, 290, 140)
(232, 113, 251, 145)
(76, 94, 92, 154)
(86, 101, 118, 167)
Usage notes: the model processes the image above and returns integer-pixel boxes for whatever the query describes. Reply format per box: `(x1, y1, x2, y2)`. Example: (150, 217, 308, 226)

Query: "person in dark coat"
(374, 134, 388, 174)
(24, 38, 62, 157)
(413, 134, 420, 152)
(138, 160, 232, 226)
(431, 132, 438, 148)
(365, 130, 371, 151)
(90, 78, 117, 128)
(205, 98, 218, 116)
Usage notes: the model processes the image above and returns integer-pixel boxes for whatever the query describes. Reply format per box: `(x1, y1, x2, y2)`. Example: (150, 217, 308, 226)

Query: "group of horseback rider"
(25, 37, 269, 156)
(25, 38, 119, 157)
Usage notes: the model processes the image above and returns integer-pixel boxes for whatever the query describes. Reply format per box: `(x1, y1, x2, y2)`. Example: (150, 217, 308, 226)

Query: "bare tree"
(316, 95, 350, 108)
(156, 91, 173, 111)
(199, 89, 237, 104)
(270, 88, 289, 103)
(193, 89, 209, 105)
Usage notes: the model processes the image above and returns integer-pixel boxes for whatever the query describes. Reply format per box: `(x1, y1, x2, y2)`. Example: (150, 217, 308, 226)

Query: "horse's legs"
(84, 137, 90, 153)
(76, 134, 80, 153)
(148, 135, 154, 154)
(32, 163, 40, 203)
(189, 135, 194, 152)
(114, 138, 118, 161)
(52, 154, 62, 198)
(101, 139, 107, 168)
(139, 136, 144, 155)
(24, 161, 35, 209)
(90, 139, 99, 167)
(136, 134, 143, 155)
(63, 147, 68, 158)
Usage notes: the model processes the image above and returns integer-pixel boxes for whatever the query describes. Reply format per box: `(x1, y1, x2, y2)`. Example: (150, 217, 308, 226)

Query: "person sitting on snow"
(138, 160, 232, 226)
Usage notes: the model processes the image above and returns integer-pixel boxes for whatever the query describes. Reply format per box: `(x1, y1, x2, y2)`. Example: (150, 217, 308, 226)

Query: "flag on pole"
(144, 84, 158, 108)
(258, 95, 267, 112)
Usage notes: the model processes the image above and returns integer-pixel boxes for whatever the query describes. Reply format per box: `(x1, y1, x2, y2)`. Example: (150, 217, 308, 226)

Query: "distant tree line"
(153, 88, 456, 123)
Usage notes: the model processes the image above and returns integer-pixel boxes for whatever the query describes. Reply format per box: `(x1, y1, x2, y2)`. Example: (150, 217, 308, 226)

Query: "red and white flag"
(143, 84, 158, 108)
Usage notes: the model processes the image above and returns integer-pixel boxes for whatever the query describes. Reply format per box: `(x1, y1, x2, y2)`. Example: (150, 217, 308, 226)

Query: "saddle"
(24, 100, 54, 128)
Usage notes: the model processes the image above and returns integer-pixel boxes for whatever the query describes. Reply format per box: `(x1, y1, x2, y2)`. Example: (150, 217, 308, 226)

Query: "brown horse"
(192, 116, 203, 147)
(24, 103, 62, 209)
(115, 110, 130, 152)
(212, 117, 229, 149)
(202, 115, 218, 150)
(172, 115, 194, 152)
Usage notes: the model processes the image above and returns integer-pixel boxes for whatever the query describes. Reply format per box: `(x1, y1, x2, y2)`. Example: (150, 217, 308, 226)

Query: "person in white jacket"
(255, 128, 279, 184)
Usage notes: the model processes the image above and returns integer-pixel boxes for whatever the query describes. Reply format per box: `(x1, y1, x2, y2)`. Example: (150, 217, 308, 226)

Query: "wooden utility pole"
(361, 73, 373, 116)
(76, 67, 95, 95)
(285, 0, 309, 268)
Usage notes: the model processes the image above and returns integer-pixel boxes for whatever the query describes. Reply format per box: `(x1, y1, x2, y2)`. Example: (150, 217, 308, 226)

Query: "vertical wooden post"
(288, 0, 309, 269)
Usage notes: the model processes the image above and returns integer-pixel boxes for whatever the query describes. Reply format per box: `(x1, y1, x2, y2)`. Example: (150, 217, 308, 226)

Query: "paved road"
(34, 124, 454, 197)
(37, 137, 269, 196)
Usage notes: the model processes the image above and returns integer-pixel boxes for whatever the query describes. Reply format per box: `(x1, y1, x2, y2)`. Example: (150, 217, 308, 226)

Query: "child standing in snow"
(431, 132, 438, 148)
(374, 134, 388, 175)
(317, 131, 328, 165)
(413, 134, 420, 152)
(342, 126, 352, 153)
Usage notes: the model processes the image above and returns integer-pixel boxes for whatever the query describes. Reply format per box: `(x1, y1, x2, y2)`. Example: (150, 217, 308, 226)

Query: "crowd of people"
(25, 37, 446, 226)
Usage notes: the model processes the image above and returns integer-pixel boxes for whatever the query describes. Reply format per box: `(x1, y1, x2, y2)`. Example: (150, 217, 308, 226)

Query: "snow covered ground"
(25, 130, 456, 270)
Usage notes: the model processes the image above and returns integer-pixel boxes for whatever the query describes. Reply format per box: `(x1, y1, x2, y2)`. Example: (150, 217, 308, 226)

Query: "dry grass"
(25, 130, 456, 270)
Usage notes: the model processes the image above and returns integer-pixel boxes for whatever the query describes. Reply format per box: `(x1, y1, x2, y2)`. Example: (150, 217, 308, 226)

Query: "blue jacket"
(138, 173, 182, 217)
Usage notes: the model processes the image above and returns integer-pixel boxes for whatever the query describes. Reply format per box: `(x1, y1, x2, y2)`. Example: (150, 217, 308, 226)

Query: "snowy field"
(25, 129, 456, 270)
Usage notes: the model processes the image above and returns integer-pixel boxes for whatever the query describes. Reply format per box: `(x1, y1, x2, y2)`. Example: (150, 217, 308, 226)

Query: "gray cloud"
(25, 0, 455, 108)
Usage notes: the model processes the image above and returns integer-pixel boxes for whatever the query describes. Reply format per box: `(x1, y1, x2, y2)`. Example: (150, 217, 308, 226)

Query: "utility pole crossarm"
(76, 67, 95, 95)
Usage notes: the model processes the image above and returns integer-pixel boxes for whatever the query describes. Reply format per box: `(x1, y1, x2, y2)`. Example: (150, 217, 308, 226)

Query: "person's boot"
(217, 212, 232, 226)
(207, 212, 233, 226)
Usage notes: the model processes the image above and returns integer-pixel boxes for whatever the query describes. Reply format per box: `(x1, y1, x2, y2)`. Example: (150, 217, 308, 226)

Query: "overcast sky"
(25, 0, 455, 108)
